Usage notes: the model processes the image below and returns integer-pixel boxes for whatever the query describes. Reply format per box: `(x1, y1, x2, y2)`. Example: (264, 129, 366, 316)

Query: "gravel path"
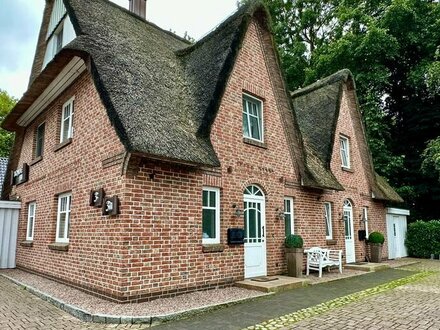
(0, 269, 265, 317)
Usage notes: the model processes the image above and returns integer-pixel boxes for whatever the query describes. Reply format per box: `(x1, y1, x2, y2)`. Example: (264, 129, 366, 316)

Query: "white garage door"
(386, 208, 409, 259)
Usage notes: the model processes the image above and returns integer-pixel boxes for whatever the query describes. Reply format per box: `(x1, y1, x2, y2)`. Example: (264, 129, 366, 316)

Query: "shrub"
(405, 220, 440, 258)
(368, 231, 385, 244)
(285, 234, 304, 248)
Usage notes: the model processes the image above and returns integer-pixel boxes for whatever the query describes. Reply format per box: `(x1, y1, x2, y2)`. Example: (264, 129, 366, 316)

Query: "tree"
(0, 89, 16, 158)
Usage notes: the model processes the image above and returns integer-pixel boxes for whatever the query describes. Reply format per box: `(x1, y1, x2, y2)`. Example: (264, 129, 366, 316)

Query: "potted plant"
(285, 234, 304, 277)
(368, 231, 385, 263)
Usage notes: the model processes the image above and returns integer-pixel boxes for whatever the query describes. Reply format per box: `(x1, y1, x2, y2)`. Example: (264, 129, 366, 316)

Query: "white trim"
(340, 135, 351, 169)
(242, 93, 264, 143)
(386, 208, 410, 216)
(60, 96, 75, 143)
(17, 57, 86, 127)
(324, 202, 332, 240)
(55, 192, 71, 243)
(26, 202, 36, 241)
(0, 201, 21, 209)
(284, 197, 294, 236)
(202, 187, 220, 244)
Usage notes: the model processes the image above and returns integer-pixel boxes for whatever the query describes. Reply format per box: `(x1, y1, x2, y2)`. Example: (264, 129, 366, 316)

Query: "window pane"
(202, 190, 208, 207)
(243, 112, 250, 137)
(209, 191, 216, 207)
(249, 116, 261, 140)
(202, 209, 216, 238)
(36, 124, 45, 157)
(248, 209, 256, 238)
(284, 199, 290, 213)
(28, 218, 34, 238)
(284, 214, 291, 237)
(58, 213, 66, 239)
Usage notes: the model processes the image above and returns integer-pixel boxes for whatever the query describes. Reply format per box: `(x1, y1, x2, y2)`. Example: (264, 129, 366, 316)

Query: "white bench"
(305, 247, 343, 278)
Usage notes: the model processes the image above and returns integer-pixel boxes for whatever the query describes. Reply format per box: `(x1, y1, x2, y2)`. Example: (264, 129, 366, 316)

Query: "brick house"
(2, 0, 402, 302)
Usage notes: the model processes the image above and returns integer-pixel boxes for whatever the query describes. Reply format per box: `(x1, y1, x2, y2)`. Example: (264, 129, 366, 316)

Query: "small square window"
(324, 202, 332, 239)
(340, 136, 350, 168)
(202, 187, 220, 244)
(243, 94, 263, 142)
(284, 197, 294, 237)
(60, 97, 74, 143)
(26, 202, 36, 241)
(35, 123, 45, 158)
(56, 193, 72, 243)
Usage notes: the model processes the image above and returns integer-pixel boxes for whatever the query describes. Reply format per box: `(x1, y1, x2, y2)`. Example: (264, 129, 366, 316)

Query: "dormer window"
(243, 94, 263, 142)
(54, 26, 64, 54)
(340, 135, 350, 169)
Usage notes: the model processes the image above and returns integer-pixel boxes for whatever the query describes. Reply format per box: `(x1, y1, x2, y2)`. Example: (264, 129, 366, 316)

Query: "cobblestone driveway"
(0, 276, 145, 330)
(284, 260, 440, 330)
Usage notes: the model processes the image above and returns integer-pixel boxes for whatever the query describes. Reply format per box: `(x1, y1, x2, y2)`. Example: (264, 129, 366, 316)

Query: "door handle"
(262, 226, 265, 237)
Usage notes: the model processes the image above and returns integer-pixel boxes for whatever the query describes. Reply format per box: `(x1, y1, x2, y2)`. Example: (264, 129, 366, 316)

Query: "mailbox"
(358, 230, 367, 241)
(227, 228, 245, 245)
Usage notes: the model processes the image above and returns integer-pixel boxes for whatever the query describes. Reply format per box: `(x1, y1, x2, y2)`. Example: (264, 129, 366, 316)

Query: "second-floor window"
(243, 94, 263, 142)
(60, 97, 74, 143)
(340, 135, 350, 169)
(35, 123, 45, 158)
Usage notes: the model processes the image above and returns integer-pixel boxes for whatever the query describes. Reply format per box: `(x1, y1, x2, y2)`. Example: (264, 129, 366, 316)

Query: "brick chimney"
(129, 0, 147, 19)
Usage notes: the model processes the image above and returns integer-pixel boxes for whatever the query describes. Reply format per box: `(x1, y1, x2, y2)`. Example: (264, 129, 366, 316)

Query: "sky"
(0, 0, 238, 99)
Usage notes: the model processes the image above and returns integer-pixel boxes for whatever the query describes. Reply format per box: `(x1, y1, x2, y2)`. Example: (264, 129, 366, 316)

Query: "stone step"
(235, 276, 310, 293)
(344, 262, 390, 272)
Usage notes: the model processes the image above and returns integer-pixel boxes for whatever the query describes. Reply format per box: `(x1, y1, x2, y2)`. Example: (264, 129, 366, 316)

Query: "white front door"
(343, 200, 356, 263)
(243, 185, 267, 278)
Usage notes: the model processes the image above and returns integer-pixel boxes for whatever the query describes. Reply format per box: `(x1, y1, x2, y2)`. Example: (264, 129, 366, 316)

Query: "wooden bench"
(305, 247, 343, 278)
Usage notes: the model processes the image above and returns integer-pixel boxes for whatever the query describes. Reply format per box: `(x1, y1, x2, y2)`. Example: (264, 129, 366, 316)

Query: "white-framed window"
(35, 122, 45, 158)
(202, 187, 220, 244)
(56, 193, 72, 243)
(242, 94, 264, 142)
(340, 135, 350, 168)
(60, 97, 75, 143)
(26, 202, 36, 241)
(284, 197, 294, 237)
(363, 207, 369, 237)
(324, 202, 332, 239)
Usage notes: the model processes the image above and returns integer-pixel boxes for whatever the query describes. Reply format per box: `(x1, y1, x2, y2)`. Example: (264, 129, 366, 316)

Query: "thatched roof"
(291, 69, 402, 202)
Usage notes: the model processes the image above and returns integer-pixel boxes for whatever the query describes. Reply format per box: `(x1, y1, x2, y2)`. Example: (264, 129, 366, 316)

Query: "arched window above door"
(244, 185, 264, 197)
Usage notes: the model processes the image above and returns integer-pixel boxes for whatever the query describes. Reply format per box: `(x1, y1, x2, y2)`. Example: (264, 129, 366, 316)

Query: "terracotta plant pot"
(285, 247, 304, 277)
(370, 243, 383, 263)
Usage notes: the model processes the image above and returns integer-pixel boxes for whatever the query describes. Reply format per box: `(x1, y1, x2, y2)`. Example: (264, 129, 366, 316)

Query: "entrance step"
(344, 262, 390, 272)
(235, 276, 310, 293)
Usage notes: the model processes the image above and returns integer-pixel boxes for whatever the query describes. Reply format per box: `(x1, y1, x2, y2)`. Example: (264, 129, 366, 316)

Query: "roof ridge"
(291, 69, 353, 98)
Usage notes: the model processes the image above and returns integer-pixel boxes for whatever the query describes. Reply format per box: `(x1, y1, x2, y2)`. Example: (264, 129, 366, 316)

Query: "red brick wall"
(13, 71, 128, 299)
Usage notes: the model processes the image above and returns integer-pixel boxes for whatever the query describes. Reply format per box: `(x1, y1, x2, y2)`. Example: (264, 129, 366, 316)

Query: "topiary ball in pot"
(368, 231, 385, 244)
(285, 234, 304, 248)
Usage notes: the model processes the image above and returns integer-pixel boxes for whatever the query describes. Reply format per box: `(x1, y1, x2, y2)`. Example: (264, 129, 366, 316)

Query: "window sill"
(243, 138, 267, 149)
(54, 138, 72, 152)
(341, 167, 354, 173)
(202, 244, 225, 253)
(48, 242, 69, 252)
(20, 240, 33, 247)
(30, 156, 43, 166)
(326, 239, 337, 246)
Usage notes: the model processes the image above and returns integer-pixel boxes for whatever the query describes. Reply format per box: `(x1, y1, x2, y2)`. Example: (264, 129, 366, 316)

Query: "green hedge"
(405, 220, 440, 258)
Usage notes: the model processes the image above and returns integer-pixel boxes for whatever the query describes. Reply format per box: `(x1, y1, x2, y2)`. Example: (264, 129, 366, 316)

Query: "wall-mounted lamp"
(276, 207, 285, 220)
(232, 204, 244, 217)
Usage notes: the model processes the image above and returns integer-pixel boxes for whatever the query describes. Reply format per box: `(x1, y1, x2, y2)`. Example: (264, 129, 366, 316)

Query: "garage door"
(386, 208, 409, 259)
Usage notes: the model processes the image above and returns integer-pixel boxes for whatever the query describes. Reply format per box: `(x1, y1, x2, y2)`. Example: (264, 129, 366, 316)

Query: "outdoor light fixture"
(232, 204, 244, 217)
(276, 208, 285, 220)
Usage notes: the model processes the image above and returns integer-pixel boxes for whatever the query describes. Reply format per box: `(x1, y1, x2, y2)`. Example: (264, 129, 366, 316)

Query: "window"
(54, 26, 64, 54)
(340, 136, 350, 168)
(284, 197, 294, 237)
(56, 193, 71, 243)
(26, 202, 36, 241)
(60, 97, 74, 143)
(35, 123, 45, 158)
(324, 202, 332, 239)
(202, 187, 220, 244)
(363, 207, 369, 237)
(242, 94, 263, 142)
